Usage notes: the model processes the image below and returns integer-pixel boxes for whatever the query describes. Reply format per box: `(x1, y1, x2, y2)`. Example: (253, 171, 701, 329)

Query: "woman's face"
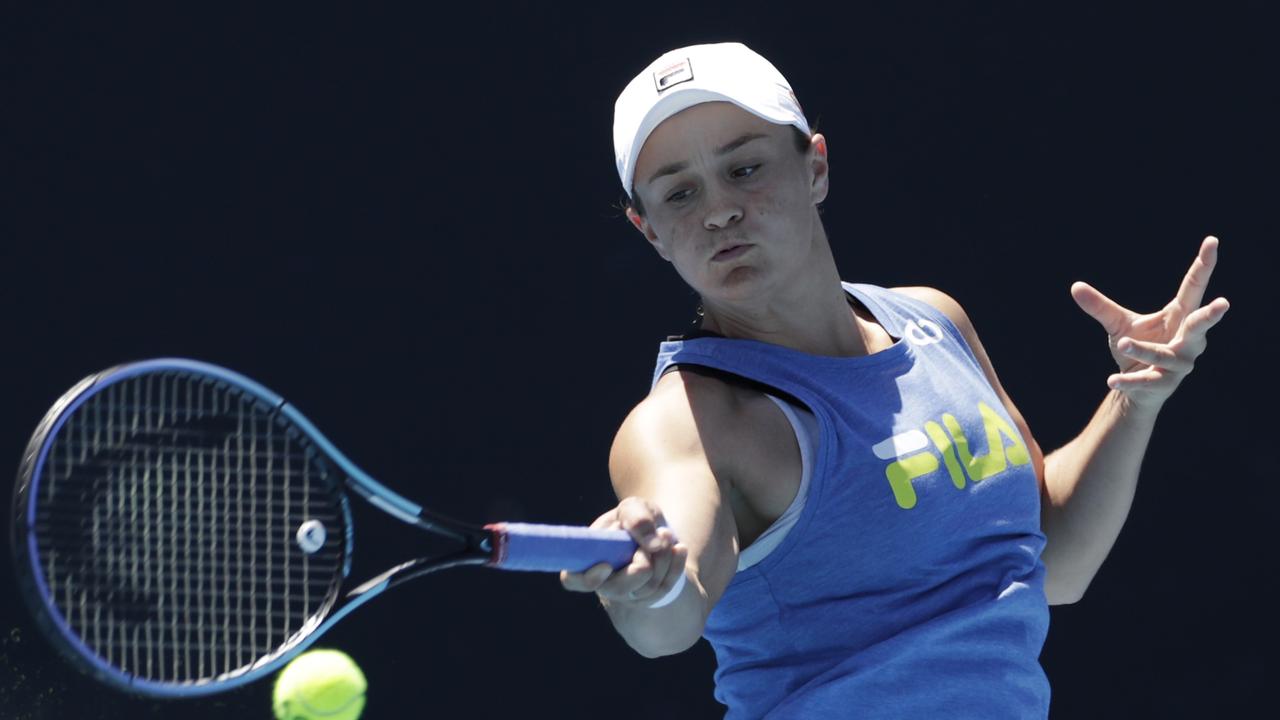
(629, 101, 828, 307)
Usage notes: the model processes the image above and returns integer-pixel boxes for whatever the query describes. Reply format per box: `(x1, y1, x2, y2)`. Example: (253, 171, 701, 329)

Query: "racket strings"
(33, 372, 347, 685)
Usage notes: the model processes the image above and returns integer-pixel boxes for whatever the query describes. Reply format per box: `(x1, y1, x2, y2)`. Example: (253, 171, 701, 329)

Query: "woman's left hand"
(1069, 235, 1230, 413)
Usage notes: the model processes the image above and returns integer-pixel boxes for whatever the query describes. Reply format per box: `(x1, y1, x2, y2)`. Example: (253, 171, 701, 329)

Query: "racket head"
(11, 359, 355, 696)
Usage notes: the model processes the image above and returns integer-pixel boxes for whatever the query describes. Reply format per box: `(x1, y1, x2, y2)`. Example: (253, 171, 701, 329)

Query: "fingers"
(1112, 295, 1229, 372)
(1107, 367, 1167, 391)
(1074, 236, 1223, 338)
(1174, 236, 1220, 317)
(559, 498, 687, 606)
(1078, 237, 1228, 407)
(1108, 303, 1229, 395)
(601, 546, 659, 600)
(1183, 297, 1231, 340)
(630, 526, 677, 598)
(560, 506, 623, 593)
(1070, 281, 1133, 337)
(1115, 337, 1194, 373)
(614, 539, 688, 605)
(615, 496, 666, 548)
(560, 562, 616, 593)
(597, 528, 681, 603)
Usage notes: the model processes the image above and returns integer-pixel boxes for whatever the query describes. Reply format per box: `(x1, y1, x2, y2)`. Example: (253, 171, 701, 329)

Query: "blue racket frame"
(12, 358, 636, 698)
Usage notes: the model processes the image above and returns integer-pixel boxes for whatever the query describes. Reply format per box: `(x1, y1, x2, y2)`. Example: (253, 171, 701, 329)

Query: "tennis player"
(561, 42, 1228, 718)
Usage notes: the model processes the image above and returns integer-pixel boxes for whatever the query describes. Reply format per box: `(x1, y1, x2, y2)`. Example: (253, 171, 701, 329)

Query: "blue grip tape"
(489, 523, 637, 573)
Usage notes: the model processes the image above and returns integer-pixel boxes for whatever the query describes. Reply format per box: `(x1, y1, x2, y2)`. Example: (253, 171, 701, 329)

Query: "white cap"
(613, 42, 811, 197)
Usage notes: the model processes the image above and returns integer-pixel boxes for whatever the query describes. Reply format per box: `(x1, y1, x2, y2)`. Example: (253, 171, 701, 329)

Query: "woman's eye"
(732, 164, 761, 179)
(666, 189, 692, 203)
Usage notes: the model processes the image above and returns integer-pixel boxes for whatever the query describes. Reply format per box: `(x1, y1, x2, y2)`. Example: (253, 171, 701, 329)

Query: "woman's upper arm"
(608, 372, 742, 612)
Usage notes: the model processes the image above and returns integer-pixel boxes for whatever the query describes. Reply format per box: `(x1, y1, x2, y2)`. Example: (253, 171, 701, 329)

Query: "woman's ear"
(809, 133, 830, 204)
(626, 206, 647, 234)
(626, 207, 670, 262)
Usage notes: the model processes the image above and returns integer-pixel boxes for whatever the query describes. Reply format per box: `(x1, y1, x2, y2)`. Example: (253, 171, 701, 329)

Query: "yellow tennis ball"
(273, 649, 367, 720)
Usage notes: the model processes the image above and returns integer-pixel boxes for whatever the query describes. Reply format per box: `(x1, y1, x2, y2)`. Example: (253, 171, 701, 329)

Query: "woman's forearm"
(601, 570, 706, 658)
(1041, 389, 1161, 603)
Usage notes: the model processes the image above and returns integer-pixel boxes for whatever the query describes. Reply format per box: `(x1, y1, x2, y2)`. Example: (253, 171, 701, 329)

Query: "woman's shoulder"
(639, 366, 762, 437)
(622, 366, 790, 477)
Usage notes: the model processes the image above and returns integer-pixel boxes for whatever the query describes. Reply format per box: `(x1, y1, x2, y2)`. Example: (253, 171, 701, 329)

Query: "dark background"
(2, 2, 1274, 718)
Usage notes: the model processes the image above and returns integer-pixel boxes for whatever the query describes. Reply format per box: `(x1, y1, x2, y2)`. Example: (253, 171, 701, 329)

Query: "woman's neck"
(698, 264, 875, 358)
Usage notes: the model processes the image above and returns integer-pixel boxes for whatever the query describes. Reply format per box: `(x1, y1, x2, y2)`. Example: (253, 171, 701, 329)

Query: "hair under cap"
(612, 42, 811, 198)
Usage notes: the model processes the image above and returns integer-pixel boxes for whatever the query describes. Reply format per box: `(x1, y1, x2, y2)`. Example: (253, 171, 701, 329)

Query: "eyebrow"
(644, 133, 770, 186)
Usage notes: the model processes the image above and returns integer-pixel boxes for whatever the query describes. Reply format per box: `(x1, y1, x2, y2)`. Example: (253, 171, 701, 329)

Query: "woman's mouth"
(712, 244, 751, 261)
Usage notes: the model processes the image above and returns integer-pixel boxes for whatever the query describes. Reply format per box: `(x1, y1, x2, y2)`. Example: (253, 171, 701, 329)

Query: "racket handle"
(485, 523, 638, 573)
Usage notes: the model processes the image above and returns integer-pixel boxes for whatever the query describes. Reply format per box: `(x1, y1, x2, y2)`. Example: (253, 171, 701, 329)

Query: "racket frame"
(10, 359, 494, 697)
(12, 358, 634, 697)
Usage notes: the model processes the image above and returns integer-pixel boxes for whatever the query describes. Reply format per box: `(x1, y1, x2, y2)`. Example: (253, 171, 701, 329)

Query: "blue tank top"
(651, 283, 1050, 719)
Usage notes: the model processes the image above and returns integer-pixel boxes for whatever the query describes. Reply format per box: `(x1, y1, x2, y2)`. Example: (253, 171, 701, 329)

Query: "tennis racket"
(10, 358, 637, 697)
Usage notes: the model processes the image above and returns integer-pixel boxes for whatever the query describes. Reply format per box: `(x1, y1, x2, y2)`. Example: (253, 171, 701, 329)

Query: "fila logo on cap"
(653, 58, 694, 93)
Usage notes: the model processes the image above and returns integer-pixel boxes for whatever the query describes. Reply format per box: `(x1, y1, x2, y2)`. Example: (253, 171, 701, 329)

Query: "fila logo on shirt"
(903, 319, 944, 346)
(872, 401, 1030, 510)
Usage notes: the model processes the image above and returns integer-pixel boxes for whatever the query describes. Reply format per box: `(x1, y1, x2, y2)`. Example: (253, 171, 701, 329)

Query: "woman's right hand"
(560, 496, 688, 607)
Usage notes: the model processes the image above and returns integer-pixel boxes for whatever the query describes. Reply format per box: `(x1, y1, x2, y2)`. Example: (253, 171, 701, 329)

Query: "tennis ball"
(273, 649, 367, 720)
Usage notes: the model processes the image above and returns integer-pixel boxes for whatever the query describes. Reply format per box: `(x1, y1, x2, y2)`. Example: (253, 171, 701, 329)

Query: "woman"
(561, 42, 1228, 718)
